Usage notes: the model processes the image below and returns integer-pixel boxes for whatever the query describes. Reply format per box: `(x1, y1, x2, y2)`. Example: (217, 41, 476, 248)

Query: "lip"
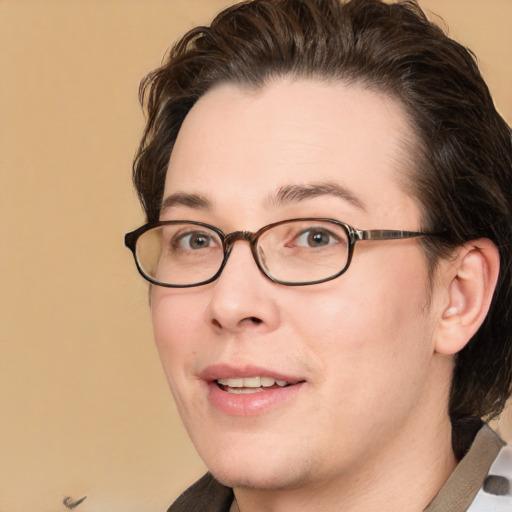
(200, 364, 306, 417)
(200, 364, 303, 383)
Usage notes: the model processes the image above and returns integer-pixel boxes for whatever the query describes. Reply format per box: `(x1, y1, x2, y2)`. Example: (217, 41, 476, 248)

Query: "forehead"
(164, 78, 419, 227)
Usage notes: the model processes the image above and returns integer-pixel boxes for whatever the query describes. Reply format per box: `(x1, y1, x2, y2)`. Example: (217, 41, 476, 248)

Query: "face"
(151, 78, 446, 491)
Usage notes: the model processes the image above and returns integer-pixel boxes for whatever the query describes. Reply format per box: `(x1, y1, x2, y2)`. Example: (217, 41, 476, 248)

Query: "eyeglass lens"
(135, 220, 350, 286)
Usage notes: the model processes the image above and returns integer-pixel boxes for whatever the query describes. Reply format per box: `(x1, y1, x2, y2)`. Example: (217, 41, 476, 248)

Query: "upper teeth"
(217, 377, 289, 388)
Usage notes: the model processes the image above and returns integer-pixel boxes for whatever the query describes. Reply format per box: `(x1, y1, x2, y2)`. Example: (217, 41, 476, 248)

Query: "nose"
(204, 239, 280, 334)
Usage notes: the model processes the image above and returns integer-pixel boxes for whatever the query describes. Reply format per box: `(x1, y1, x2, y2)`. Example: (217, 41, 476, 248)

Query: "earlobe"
(435, 239, 500, 355)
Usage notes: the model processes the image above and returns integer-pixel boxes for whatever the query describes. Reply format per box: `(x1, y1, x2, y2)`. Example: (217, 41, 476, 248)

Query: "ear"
(435, 239, 500, 355)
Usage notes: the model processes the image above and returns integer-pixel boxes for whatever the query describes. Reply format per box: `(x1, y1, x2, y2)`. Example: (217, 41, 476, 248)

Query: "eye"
(174, 231, 217, 251)
(294, 227, 340, 248)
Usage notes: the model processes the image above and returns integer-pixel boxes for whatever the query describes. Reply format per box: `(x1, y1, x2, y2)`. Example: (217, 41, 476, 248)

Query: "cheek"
(150, 289, 206, 383)
(292, 248, 434, 386)
(308, 267, 432, 434)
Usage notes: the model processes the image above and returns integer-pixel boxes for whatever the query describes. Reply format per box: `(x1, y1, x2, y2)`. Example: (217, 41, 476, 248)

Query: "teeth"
(223, 387, 263, 394)
(218, 377, 244, 387)
(260, 377, 275, 387)
(217, 377, 290, 388)
(243, 377, 261, 387)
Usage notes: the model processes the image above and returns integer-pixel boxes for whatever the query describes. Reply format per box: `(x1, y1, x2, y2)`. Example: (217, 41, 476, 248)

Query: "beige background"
(1, 1, 511, 511)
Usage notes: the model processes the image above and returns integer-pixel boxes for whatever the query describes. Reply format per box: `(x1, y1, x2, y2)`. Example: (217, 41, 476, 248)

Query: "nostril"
(210, 316, 262, 330)
(210, 317, 261, 329)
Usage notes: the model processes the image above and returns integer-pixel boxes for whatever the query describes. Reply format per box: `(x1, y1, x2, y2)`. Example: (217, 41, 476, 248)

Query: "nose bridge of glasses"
(222, 230, 262, 271)
(223, 230, 257, 248)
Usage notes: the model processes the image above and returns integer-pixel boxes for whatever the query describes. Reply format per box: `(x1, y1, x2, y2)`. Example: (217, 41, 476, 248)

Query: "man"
(125, 0, 512, 510)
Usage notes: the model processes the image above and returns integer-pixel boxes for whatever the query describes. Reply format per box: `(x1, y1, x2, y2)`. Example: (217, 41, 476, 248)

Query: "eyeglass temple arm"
(354, 229, 433, 241)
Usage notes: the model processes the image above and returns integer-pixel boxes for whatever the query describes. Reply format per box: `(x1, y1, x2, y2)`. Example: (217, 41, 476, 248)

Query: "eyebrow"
(160, 182, 366, 215)
(160, 192, 212, 213)
(269, 182, 367, 211)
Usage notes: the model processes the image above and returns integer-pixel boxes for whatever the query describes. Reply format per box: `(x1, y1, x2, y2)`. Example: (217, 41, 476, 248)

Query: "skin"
(151, 78, 460, 511)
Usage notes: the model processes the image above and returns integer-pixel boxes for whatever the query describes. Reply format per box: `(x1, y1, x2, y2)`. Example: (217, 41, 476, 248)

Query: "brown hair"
(133, 0, 512, 456)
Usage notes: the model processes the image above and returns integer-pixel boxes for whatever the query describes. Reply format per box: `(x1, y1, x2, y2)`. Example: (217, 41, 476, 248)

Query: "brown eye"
(295, 228, 340, 248)
(308, 230, 330, 247)
(174, 231, 216, 250)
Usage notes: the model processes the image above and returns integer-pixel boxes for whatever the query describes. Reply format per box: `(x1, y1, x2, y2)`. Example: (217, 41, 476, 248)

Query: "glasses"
(125, 218, 439, 288)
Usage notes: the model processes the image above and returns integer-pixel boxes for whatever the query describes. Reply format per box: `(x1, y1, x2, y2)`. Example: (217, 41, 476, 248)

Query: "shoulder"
(426, 424, 510, 512)
(467, 443, 512, 512)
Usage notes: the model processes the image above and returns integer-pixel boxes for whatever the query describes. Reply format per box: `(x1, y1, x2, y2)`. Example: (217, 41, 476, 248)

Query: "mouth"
(202, 365, 306, 416)
(216, 376, 293, 394)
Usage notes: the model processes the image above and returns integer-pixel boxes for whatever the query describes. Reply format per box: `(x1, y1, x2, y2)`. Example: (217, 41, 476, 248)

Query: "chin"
(196, 440, 315, 491)
(210, 464, 309, 491)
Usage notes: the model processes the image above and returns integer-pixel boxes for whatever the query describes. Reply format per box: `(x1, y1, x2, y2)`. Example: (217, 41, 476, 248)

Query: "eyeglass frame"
(124, 217, 442, 288)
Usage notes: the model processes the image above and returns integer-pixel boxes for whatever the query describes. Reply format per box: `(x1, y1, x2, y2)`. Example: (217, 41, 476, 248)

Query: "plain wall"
(1, 1, 510, 511)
